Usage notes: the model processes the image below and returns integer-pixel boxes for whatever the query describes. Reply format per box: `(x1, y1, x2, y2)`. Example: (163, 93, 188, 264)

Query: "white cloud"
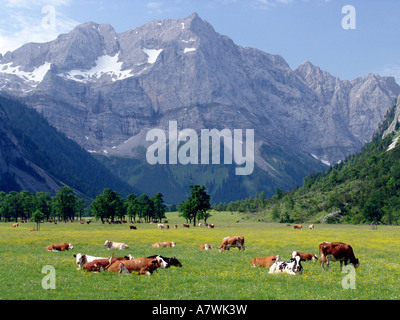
(0, 1, 79, 54)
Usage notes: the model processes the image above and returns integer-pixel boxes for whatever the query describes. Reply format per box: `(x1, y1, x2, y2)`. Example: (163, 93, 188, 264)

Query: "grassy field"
(1, 211, 399, 300)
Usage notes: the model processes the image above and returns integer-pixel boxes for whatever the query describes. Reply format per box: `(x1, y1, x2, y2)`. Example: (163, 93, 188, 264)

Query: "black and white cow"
(147, 255, 182, 268)
(268, 255, 303, 275)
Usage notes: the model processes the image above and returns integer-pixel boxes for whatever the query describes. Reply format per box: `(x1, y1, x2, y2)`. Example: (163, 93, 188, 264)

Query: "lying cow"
(291, 251, 318, 262)
(104, 240, 129, 250)
(251, 256, 276, 268)
(82, 256, 129, 272)
(151, 241, 176, 248)
(74, 253, 107, 269)
(12, 223, 19, 228)
(319, 242, 359, 271)
(218, 236, 245, 252)
(107, 256, 164, 275)
(46, 243, 74, 251)
(269, 255, 302, 275)
(200, 243, 213, 250)
(147, 255, 182, 268)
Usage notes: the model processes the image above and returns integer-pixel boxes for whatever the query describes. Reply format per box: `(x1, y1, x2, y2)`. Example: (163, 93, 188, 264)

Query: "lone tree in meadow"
(179, 185, 211, 226)
(32, 209, 45, 231)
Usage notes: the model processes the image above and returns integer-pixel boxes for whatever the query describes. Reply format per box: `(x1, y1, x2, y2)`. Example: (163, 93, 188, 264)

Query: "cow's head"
(74, 253, 84, 264)
(104, 240, 110, 247)
(68, 243, 74, 249)
(170, 257, 182, 267)
(156, 256, 168, 269)
(293, 255, 302, 273)
(351, 258, 360, 269)
(171, 241, 176, 247)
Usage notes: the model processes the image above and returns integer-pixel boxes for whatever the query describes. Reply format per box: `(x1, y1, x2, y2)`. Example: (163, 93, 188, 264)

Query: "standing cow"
(319, 242, 359, 271)
(218, 236, 245, 252)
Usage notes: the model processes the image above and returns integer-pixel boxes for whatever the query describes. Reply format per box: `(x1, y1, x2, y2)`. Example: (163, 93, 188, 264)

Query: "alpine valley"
(0, 13, 399, 203)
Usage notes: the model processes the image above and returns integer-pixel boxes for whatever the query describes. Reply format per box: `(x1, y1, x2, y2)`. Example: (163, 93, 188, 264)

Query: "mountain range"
(0, 13, 399, 203)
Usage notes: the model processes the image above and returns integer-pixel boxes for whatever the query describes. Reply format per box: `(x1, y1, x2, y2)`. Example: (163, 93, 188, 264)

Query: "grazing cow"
(269, 255, 302, 275)
(308, 224, 315, 229)
(319, 242, 359, 271)
(129, 225, 137, 230)
(251, 256, 276, 268)
(147, 255, 182, 268)
(46, 242, 74, 251)
(208, 224, 215, 228)
(182, 223, 190, 228)
(82, 256, 129, 272)
(12, 223, 19, 228)
(158, 224, 165, 229)
(218, 236, 245, 252)
(291, 251, 318, 262)
(107, 257, 163, 275)
(293, 224, 303, 230)
(151, 241, 176, 248)
(104, 240, 129, 250)
(174, 224, 178, 229)
(200, 243, 213, 250)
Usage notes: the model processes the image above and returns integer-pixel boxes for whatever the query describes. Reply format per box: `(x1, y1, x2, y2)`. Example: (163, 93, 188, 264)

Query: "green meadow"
(1, 212, 399, 300)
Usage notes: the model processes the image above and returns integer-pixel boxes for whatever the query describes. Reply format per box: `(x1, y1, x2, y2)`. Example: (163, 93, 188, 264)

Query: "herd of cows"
(41, 222, 360, 276)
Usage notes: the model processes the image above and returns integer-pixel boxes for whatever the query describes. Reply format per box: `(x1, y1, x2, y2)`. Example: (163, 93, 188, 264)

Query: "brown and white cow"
(182, 223, 190, 228)
(218, 236, 245, 252)
(251, 256, 276, 268)
(82, 256, 129, 272)
(104, 240, 129, 250)
(200, 243, 213, 250)
(74, 253, 107, 269)
(106, 257, 163, 275)
(291, 251, 318, 262)
(319, 242, 359, 271)
(293, 224, 303, 230)
(151, 241, 176, 248)
(46, 242, 74, 251)
(12, 223, 19, 228)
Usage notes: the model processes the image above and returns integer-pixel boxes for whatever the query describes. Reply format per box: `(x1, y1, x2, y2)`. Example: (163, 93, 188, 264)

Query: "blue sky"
(0, 0, 399, 83)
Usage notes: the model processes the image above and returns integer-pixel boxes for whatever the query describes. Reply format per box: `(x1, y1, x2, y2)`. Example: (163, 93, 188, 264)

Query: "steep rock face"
(0, 105, 60, 193)
(0, 13, 399, 201)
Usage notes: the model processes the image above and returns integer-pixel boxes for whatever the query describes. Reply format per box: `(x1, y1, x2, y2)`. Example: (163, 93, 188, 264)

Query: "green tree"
(90, 188, 125, 223)
(126, 194, 139, 222)
(152, 192, 167, 222)
(138, 194, 154, 223)
(35, 192, 53, 221)
(179, 185, 211, 226)
(54, 186, 78, 222)
(32, 209, 45, 230)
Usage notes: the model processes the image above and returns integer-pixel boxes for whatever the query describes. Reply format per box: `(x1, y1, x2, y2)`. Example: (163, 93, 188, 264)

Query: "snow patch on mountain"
(0, 61, 51, 86)
(184, 48, 196, 53)
(143, 48, 163, 64)
(59, 52, 134, 83)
